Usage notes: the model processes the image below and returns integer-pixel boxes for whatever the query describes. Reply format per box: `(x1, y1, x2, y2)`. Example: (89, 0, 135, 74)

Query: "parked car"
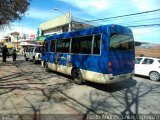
(24, 46, 43, 64)
(135, 57, 160, 81)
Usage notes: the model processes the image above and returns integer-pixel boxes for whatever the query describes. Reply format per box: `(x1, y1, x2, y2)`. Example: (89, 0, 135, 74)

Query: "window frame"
(109, 33, 134, 51)
(70, 33, 102, 55)
(48, 33, 102, 56)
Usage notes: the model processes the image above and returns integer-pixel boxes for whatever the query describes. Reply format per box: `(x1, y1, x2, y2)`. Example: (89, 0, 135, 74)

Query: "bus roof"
(45, 24, 132, 41)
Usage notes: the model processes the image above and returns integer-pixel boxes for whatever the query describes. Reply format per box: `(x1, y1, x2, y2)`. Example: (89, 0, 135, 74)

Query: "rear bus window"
(110, 33, 134, 50)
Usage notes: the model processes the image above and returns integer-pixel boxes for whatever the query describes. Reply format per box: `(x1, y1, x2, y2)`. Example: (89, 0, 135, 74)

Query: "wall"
(135, 46, 160, 58)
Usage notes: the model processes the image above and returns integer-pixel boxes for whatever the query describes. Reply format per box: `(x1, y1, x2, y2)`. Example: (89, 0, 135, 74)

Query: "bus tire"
(45, 63, 50, 72)
(72, 69, 83, 85)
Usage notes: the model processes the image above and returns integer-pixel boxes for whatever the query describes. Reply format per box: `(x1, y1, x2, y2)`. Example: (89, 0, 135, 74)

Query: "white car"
(24, 46, 42, 64)
(135, 57, 160, 81)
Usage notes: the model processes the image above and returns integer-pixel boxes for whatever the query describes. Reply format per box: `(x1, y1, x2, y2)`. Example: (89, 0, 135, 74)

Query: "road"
(0, 55, 160, 120)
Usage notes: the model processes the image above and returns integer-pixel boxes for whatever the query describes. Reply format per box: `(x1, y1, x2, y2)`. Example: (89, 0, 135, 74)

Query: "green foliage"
(0, 0, 31, 28)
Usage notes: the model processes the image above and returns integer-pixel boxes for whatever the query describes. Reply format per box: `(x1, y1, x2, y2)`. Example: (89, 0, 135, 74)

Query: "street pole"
(68, 11, 71, 32)
(54, 8, 72, 32)
(17, 36, 18, 51)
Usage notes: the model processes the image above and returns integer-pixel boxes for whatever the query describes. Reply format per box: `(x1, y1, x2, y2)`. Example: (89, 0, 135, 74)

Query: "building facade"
(37, 12, 93, 42)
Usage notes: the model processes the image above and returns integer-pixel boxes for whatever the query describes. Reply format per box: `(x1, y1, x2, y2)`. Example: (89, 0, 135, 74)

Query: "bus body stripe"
(47, 62, 133, 84)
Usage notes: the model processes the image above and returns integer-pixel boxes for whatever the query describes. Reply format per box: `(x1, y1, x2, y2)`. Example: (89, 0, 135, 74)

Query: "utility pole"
(54, 8, 72, 32)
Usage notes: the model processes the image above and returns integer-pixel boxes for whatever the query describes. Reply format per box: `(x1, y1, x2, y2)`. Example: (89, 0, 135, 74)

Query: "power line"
(84, 9, 160, 22)
(127, 23, 160, 28)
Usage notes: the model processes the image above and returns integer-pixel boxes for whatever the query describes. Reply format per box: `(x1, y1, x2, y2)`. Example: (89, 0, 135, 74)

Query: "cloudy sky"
(0, 0, 160, 43)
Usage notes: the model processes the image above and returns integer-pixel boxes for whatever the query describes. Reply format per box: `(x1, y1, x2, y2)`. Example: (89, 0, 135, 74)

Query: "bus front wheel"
(72, 69, 83, 85)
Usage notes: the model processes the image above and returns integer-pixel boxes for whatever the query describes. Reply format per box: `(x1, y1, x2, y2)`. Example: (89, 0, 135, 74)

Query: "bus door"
(42, 40, 50, 62)
(55, 38, 71, 69)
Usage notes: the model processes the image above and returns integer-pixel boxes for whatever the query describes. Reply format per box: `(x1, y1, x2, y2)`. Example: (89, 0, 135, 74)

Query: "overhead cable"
(84, 9, 160, 22)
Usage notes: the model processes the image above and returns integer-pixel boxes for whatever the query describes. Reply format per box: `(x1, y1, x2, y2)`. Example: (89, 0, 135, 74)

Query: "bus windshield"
(109, 33, 134, 50)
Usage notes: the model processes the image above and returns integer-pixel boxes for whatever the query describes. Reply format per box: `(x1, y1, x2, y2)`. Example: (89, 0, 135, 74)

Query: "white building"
(37, 12, 93, 42)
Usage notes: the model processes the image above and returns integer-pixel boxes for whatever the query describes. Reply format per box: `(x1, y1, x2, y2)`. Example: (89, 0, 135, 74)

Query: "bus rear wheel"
(72, 69, 83, 85)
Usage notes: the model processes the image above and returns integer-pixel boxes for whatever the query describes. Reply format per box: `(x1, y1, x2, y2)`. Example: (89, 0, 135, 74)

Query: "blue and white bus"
(41, 24, 135, 84)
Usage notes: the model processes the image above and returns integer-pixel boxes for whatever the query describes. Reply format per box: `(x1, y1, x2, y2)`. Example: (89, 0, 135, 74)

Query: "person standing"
(2, 45, 9, 62)
(12, 49, 17, 61)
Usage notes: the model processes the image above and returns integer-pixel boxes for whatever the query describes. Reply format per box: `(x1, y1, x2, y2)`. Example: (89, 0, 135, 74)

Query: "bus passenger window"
(61, 38, 70, 53)
(72, 37, 81, 53)
(50, 40, 56, 52)
(43, 41, 48, 52)
(56, 40, 62, 52)
(71, 35, 92, 54)
(81, 36, 92, 54)
(93, 34, 101, 54)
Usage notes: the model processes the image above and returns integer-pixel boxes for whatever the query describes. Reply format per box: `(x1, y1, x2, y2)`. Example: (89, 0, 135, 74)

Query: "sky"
(0, 0, 160, 43)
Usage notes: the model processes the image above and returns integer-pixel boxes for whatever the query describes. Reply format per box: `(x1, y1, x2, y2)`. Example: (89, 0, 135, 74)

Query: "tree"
(0, 0, 31, 28)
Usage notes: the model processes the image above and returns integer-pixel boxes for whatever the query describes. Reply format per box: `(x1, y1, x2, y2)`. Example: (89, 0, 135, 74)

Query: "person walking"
(2, 45, 9, 62)
(12, 49, 17, 61)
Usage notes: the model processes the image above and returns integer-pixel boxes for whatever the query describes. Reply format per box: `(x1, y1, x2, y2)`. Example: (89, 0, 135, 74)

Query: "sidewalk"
(0, 57, 86, 120)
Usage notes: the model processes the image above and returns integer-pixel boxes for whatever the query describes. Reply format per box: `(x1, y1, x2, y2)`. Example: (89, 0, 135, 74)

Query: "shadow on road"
(0, 61, 77, 120)
(85, 79, 137, 93)
(82, 80, 160, 119)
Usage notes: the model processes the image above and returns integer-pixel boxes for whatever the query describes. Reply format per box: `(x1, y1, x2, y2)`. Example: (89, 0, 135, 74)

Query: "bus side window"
(72, 37, 81, 53)
(80, 36, 92, 54)
(62, 38, 70, 53)
(56, 40, 63, 52)
(50, 40, 56, 52)
(43, 41, 48, 52)
(93, 34, 101, 54)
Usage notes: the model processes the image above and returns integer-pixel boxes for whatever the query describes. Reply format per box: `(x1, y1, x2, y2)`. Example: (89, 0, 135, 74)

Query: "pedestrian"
(12, 49, 17, 61)
(2, 45, 9, 62)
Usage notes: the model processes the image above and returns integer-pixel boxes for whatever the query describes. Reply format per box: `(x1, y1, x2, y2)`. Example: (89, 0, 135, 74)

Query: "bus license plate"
(119, 75, 126, 79)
